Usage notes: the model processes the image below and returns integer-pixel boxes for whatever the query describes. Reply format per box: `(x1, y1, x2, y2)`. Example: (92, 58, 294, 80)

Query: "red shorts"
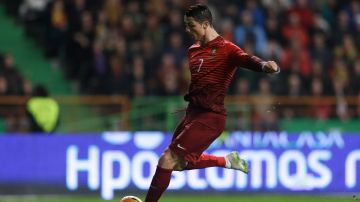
(169, 108, 226, 164)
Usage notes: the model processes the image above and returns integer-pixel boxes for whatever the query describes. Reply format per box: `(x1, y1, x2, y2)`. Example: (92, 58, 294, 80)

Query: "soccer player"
(145, 4, 280, 202)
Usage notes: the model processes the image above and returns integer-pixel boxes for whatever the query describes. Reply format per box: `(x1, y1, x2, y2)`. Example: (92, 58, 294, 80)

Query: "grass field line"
(0, 193, 356, 202)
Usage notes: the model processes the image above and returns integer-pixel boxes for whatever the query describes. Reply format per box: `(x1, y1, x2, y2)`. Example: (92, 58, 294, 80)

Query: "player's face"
(184, 17, 206, 42)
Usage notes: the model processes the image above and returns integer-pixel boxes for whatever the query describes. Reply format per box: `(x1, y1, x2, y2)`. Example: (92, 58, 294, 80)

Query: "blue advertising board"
(0, 131, 359, 200)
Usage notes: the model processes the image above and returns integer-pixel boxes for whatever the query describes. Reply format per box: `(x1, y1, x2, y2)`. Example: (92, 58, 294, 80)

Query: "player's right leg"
(145, 148, 187, 202)
(144, 149, 175, 202)
(145, 118, 188, 202)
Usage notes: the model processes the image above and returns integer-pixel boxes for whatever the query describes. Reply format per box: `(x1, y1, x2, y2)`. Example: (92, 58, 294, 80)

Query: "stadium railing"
(0, 95, 359, 133)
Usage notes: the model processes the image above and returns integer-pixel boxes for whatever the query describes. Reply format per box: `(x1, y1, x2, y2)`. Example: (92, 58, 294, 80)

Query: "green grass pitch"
(0, 194, 354, 202)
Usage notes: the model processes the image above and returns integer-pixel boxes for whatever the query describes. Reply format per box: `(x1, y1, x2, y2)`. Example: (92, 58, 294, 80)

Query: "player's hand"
(262, 61, 280, 74)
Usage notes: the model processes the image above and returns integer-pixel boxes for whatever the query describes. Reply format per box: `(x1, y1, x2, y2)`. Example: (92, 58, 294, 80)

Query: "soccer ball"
(120, 195, 143, 202)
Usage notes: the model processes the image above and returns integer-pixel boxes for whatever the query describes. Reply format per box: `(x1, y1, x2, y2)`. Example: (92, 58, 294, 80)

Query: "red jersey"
(184, 36, 264, 114)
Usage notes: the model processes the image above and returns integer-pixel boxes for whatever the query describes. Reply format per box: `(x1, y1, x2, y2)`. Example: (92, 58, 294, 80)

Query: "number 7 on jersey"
(197, 58, 204, 72)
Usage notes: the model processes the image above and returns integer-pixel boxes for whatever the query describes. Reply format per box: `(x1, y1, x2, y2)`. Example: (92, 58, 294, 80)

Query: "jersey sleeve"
(227, 42, 264, 72)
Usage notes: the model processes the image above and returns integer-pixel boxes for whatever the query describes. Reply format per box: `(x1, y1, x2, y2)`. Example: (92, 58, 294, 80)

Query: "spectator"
(286, 73, 306, 97)
(264, 8, 282, 42)
(2, 53, 24, 95)
(332, 10, 354, 45)
(88, 40, 108, 94)
(144, 14, 165, 52)
(334, 34, 357, 64)
(282, 12, 309, 48)
(245, 0, 266, 26)
(104, 0, 123, 28)
(165, 32, 186, 67)
(45, 0, 68, 60)
(310, 31, 332, 67)
(22, 80, 33, 96)
(281, 37, 311, 77)
(71, 11, 95, 88)
(130, 55, 146, 97)
(124, 0, 144, 29)
(235, 9, 267, 56)
(156, 53, 180, 96)
(345, 0, 360, 28)
(263, 39, 282, 62)
(230, 78, 252, 131)
(105, 55, 131, 95)
(251, 78, 279, 131)
(0, 76, 8, 95)
(310, 59, 332, 95)
(309, 78, 331, 120)
(26, 85, 60, 133)
(220, 18, 235, 42)
(287, 0, 314, 31)
(330, 57, 350, 94)
(234, 78, 250, 96)
(165, 8, 184, 36)
(350, 57, 360, 95)
(0, 52, 29, 133)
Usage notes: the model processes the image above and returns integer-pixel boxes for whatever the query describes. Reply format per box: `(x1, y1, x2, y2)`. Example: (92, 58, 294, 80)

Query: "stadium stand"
(0, 0, 360, 132)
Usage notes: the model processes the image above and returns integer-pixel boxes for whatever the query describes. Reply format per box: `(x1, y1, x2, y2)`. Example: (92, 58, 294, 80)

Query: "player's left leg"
(182, 151, 249, 173)
(183, 153, 226, 169)
(224, 151, 249, 173)
(171, 112, 249, 173)
(169, 111, 229, 171)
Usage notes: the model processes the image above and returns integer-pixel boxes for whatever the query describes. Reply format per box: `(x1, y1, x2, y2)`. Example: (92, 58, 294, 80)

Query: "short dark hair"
(185, 4, 213, 25)
(33, 85, 49, 97)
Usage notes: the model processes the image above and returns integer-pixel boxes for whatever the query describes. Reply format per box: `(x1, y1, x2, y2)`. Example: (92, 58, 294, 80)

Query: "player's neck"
(201, 29, 219, 46)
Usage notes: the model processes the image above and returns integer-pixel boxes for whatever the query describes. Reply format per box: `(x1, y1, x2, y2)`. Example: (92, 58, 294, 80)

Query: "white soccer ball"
(120, 195, 143, 202)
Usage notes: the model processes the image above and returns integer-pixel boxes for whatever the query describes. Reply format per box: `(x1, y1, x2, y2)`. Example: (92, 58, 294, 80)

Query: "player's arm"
(228, 43, 280, 74)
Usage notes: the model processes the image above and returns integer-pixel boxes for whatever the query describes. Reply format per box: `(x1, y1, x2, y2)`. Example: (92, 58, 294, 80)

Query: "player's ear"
(202, 21, 209, 29)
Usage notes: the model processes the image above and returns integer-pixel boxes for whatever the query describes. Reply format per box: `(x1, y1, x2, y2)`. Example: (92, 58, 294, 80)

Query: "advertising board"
(0, 131, 359, 200)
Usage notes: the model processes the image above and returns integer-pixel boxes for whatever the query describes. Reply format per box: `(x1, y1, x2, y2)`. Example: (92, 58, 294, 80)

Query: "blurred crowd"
(1, 0, 360, 131)
(0, 52, 31, 96)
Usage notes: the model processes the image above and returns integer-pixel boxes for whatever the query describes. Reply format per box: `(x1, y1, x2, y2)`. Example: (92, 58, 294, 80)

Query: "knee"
(158, 148, 177, 170)
(173, 158, 187, 171)
(158, 148, 187, 171)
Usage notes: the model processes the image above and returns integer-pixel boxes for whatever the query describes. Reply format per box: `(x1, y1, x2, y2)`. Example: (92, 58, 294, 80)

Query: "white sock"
(225, 156, 231, 168)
